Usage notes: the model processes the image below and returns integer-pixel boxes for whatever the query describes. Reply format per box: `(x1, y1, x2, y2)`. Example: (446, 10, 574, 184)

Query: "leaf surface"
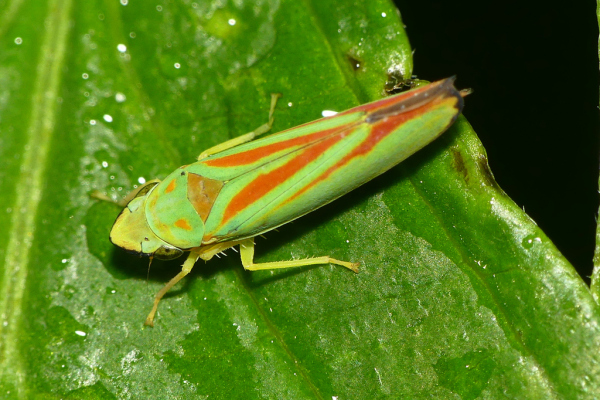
(0, 0, 599, 398)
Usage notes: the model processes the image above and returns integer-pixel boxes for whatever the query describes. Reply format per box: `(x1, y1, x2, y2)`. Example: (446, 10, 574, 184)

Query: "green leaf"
(591, 0, 600, 305)
(1, 0, 599, 398)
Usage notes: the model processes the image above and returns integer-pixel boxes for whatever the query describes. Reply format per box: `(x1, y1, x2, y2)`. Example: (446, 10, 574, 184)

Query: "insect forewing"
(187, 78, 463, 243)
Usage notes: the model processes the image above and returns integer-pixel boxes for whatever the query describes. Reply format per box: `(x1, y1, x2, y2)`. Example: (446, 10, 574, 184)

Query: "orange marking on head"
(165, 179, 177, 194)
(175, 218, 192, 230)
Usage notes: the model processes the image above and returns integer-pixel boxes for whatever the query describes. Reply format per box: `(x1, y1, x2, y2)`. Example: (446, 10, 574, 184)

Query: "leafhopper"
(109, 77, 464, 326)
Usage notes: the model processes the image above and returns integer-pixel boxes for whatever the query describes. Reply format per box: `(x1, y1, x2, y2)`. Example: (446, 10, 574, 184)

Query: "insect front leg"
(144, 250, 201, 327)
(197, 93, 282, 160)
(238, 238, 359, 273)
(91, 179, 161, 207)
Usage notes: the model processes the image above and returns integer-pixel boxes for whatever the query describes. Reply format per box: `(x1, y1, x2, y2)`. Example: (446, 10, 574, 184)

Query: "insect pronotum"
(108, 77, 464, 326)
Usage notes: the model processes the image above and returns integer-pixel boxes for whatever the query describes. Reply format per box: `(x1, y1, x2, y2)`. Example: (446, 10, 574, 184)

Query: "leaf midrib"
(0, 0, 73, 393)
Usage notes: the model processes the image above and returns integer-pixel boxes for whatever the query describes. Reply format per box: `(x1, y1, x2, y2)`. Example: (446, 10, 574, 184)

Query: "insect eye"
(153, 246, 184, 260)
(134, 181, 159, 199)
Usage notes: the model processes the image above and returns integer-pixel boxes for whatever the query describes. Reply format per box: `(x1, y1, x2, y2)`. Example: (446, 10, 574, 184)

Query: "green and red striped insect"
(109, 77, 464, 326)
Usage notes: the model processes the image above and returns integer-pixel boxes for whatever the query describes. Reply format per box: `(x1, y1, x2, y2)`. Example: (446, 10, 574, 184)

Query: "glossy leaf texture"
(1, 0, 599, 398)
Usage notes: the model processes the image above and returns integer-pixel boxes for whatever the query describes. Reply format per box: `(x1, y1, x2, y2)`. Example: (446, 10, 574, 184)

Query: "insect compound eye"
(153, 245, 184, 260)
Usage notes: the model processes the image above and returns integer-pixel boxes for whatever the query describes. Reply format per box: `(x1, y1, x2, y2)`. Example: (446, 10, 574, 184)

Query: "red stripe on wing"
(349, 79, 445, 114)
(219, 126, 354, 225)
(284, 100, 435, 203)
(203, 127, 343, 168)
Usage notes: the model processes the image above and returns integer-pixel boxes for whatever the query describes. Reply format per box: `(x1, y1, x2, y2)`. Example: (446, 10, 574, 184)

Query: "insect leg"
(197, 93, 282, 160)
(144, 250, 201, 327)
(238, 238, 359, 273)
(91, 179, 161, 207)
(197, 240, 243, 261)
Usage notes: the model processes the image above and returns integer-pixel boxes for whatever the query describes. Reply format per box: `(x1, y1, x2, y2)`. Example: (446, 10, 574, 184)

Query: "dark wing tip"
(367, 77, 464, 123)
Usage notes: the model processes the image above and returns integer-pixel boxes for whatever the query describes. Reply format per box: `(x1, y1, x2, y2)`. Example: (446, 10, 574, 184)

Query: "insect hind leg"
(238, 238, 359, 273)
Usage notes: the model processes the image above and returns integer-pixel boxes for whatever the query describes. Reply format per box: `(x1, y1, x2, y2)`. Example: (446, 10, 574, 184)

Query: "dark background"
(393, 0, 599, 283)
